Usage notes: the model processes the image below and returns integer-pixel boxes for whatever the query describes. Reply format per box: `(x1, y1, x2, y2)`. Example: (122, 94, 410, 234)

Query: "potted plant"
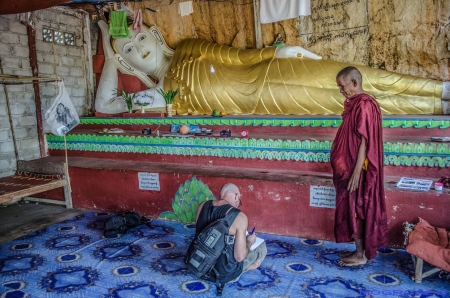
(133, 91, 154, 113)
(112, 89, 138, 114)
(157, 87, 179, 117)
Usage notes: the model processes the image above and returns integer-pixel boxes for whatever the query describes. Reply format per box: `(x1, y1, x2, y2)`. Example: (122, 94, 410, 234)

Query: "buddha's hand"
(103, 96, 127, 113)
(98, 20, 115, 60)
(275, 46, 322, 60)
(95, 20, 121, 113)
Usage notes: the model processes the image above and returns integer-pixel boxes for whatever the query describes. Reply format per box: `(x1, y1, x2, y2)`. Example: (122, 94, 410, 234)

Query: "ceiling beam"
(0, 0, 70, 15)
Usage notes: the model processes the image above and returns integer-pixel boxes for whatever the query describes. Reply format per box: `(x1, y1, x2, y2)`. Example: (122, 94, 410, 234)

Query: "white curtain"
(260, 0, 311, 24)
(179, 1, 194, 17)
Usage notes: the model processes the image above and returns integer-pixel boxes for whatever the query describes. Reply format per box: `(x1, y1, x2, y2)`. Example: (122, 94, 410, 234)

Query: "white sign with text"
(138, 172, 160, 191)
(310, 185, 336, 208)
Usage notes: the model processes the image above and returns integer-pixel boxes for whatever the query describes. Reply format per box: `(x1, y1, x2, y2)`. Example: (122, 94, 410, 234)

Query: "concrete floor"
(0, 201, 86, 244)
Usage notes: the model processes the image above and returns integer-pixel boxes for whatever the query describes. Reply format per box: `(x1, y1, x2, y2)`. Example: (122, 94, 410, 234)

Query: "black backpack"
(103, 212, 150, 237)
(185, 208, 240, 296)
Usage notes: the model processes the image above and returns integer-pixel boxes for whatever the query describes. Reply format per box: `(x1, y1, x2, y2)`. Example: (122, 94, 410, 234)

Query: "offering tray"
(431, 137, 450, 142)
(194, 132, 213, 136)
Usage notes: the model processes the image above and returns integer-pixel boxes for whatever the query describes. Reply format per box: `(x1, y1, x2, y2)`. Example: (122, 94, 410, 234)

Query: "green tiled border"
(79, 117, 450, 129)
(47, 134, 333, 150)
(384, 142, 450, 155)
(47, 134, 450, 168)
(48, 142, 330, 162)
(385, 155, 450, 167)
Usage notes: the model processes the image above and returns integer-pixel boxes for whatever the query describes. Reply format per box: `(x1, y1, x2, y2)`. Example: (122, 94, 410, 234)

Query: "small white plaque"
(310, 185, 336, 208)
(138, 172, 160, 191)
(396, 177, 433, 191)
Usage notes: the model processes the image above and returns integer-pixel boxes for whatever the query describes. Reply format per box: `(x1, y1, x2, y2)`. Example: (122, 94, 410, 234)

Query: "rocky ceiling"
(0, 0, 122, 15)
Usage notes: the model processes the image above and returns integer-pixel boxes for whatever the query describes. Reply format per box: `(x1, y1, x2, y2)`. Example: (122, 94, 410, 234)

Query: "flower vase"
(140, 105, 146, 114)
(127, 102, 133, 114)
(166, 104, 173, 117)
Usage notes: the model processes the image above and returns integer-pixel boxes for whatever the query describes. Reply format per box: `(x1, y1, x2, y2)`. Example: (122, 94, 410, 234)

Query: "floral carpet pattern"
(0, 211, 449, 298)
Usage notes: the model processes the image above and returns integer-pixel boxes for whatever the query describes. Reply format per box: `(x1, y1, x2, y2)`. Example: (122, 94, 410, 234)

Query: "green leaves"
(157, 88, 179, 104)
(158, 177, 216, 223)
(111, 89, 138, 113)
(112, 89, 138, 102)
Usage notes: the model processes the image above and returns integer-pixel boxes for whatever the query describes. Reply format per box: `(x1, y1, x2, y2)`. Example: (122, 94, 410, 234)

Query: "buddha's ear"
(113, 53, 156, 88)
(148, 26, 175, 58)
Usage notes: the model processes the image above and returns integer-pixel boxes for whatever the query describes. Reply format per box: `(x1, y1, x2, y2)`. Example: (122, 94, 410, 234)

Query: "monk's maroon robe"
(330, 93, 388, 260)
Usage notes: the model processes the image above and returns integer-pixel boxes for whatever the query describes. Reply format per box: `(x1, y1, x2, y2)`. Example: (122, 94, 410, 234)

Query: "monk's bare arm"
(233, 213, 256, 262)
(348, 136, 367, 192)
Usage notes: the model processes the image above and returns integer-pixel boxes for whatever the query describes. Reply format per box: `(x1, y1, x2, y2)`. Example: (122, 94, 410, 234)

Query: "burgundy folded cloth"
(406, 217, 450, 271)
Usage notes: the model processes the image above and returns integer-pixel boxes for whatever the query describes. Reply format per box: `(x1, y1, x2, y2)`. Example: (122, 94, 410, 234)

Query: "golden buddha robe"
(165, 39, 442, 115)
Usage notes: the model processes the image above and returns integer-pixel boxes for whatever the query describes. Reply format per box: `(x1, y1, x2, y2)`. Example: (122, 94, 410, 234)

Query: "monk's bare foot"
(338, 251, 355, 257)
(247, 260, 261, 270)
(338, 254, 367, 266)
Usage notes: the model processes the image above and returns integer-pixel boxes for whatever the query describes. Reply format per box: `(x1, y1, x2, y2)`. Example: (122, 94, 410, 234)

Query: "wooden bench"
(0, 159, 72, 208)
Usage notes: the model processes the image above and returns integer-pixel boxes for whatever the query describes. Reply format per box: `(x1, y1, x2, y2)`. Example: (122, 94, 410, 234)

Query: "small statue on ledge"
(95, 20, 449, 116)
(272, 33, 285, 47)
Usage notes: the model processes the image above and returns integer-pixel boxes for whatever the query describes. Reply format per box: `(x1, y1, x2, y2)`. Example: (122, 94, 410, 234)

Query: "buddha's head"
(112, 24, 166, 75)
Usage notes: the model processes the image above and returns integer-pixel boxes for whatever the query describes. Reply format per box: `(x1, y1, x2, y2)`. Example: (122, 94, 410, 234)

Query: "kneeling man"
(192, 183, 267, 283)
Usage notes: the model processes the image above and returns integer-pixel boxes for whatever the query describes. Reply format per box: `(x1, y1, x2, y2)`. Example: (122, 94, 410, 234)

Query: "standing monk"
(331, 66, 388, 266)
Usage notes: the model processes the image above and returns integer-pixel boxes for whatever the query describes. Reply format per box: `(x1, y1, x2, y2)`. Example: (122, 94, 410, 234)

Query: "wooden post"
(27, 24, 47, 158)
(0, 59, 19, 162)
(253, 0, 263, 49)
(82, 12, 95, 115)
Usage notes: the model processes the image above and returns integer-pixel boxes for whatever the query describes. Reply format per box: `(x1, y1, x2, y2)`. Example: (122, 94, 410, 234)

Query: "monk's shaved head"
(336, 66, 364, 98)
(336, 66, 362, 84)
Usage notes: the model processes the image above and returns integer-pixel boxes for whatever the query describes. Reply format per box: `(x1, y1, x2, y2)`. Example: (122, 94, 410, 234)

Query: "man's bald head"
(220, 183, 239, 200)
(336, 66, 362, 85)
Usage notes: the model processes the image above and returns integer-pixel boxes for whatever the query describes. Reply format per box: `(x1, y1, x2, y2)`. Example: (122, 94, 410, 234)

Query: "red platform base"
(43, 114, 450, 248)
(36, 156, 450, 248)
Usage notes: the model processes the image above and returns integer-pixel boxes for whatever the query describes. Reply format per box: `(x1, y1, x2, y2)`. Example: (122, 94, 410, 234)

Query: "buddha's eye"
(138, 35, 146, 42)
(125, 46, 134, 54)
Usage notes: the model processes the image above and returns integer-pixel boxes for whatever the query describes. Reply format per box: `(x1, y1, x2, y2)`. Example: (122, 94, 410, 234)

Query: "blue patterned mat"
(0, 211, 449, 297)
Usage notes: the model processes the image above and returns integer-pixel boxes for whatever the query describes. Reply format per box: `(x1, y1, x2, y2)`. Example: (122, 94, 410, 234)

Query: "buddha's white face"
(113, 26, 164, 75)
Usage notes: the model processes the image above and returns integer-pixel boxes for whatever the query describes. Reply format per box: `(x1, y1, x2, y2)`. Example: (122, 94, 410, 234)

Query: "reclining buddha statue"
(95, 20, 448, 115)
